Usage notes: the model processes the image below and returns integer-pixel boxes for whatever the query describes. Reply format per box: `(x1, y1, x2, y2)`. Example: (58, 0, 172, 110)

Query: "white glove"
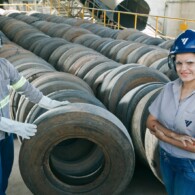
(0, 117, 37, 139)
(38, 96, 70, 110)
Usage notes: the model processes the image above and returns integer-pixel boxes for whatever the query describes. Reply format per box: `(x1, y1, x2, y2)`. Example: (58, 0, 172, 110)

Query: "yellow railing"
(47, 1, 195, 39)
(1, 2, 195, 39)
(75, 6, 195, 39)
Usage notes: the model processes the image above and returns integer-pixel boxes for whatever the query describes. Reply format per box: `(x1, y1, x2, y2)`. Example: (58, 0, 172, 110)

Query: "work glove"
(38, 95, 70, 110)
(0, 117, 37, 139)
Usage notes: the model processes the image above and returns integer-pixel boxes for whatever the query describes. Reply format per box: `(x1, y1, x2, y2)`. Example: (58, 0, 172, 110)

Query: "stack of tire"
(0, 25, 135, 195)
(21, 12, 177, 80)
(0, 12, 174, 193)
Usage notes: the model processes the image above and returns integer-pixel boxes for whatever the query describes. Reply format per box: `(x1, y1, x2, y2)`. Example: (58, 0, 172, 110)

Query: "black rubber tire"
(68, 55, 101, 75)
(62, 51, 101, 73)
(48, 44, 78, 69)
(108, 41, 132, 60)
(19, 103, 135, 195)
(138, 49, 169, 67)
(83, 62, 120, 91)
(56, 47, 90, 72)
(131, 87, 163, 164)
(38, 38, 68, 61)
(98, 64, 142, 104)
(106, 66, 170, 113)
(25, 89, 105, 123)
(115, 82, 164, 131)
(126, 45, 156, 63)
(115, 42, 143, 63)
(75, 57, 110, 79)
(145, 128, 163, 183)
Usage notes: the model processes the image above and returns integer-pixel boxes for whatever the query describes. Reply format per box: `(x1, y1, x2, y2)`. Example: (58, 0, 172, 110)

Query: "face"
(175, 53, 195, 83)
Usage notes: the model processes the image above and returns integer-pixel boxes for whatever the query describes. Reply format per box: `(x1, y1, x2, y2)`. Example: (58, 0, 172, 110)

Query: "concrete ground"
(7, 139, 167, 195)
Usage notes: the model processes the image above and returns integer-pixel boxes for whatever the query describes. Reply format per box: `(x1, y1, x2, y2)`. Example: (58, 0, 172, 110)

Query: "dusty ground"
(7, 139, 167, 195)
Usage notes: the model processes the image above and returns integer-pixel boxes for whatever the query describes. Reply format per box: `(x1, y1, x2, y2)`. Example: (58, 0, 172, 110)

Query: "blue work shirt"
(149, 78, 195, 159)
(0, 58, 43, 140)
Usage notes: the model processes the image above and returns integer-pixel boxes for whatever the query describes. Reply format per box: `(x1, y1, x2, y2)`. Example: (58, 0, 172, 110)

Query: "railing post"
(68, 0, 70, 16)
(155, 16, 159, 37)
(103, 10, 106, 26)
(58, 0, 60, 15)
(82, 7, 84, 19)
(92, 8, 94, 23)
(134, 14, 137, 29)
(26, 4, 29, 11)
(117, 11, 120, 29)
(50, 0, 52, 15)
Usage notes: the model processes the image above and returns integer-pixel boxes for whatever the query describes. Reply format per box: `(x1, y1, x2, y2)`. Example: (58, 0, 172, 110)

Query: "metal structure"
(2, 0, 195, 38)
(83, 0, 150, 30)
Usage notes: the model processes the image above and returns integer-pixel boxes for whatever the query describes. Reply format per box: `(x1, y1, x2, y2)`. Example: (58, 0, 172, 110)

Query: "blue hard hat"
(170, 29, 195, 55)
(168, 29, 195, 70)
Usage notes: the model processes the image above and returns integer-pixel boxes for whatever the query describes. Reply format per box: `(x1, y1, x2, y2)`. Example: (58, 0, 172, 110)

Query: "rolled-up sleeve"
(148, 87, 165, 119)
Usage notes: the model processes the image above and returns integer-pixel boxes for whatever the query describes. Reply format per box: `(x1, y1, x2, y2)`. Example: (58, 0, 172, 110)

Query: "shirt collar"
(172, 78, 195, 100)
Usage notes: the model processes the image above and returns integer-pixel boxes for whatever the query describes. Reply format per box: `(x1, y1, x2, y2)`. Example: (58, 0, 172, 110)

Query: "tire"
(131, 87, 163, 164)
(98, 64, 142, 104)
(19, 103, 135, 195)
(115, 82, 164, 130)
(107, 66, 170, 113)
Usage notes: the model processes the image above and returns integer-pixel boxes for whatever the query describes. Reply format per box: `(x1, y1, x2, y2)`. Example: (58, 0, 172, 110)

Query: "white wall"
(146, 0, 167, 16)
(142, 0, 195, 38)
(164, 0, 195, 37)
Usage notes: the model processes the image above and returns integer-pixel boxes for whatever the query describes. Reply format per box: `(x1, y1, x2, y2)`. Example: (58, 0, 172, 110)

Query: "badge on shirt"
(185, 120, 192, 127)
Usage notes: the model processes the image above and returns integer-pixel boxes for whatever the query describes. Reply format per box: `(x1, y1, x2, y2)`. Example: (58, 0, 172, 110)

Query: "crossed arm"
(146, 114, 195, 153)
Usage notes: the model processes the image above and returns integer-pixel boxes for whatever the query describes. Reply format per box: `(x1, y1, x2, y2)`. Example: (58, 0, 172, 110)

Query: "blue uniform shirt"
(149, 78, 195, 159)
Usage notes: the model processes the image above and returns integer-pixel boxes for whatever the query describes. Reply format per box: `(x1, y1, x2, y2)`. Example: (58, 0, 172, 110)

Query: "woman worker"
(147, 29, 195, 195)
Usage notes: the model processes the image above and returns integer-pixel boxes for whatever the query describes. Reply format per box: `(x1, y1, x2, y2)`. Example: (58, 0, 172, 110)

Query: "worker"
(0, 56, 70, 195)
(146, 29, 195, 195)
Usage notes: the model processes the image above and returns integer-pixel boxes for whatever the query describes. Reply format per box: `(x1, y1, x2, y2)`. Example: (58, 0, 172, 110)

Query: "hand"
(38, 96, 70, 109)
(0, 117, 37, 139)
(171, 134, 195, 147)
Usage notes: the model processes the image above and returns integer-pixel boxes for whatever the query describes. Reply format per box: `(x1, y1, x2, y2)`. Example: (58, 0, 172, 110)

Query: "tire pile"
(0, 12, 175, 194)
